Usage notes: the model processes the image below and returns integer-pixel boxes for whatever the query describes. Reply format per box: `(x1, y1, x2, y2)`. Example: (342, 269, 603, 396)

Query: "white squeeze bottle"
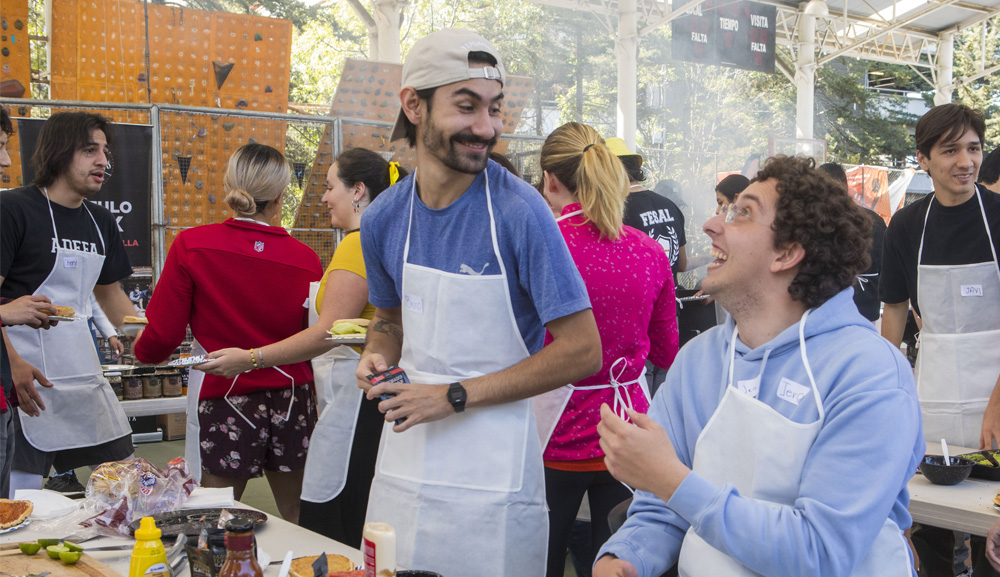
(363, 522, 397, 577)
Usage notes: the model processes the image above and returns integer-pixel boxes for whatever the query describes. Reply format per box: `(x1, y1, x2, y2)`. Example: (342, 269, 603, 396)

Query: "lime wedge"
(18, 542, 42, 555)
(60, 550, 83, 564)
(36, 538, 61, 547)
(46, 545, 69, 559)
(63, 540, 84, 553)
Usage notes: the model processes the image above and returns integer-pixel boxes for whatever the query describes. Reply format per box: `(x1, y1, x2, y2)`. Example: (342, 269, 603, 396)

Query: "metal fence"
(1, 97, 809, 292)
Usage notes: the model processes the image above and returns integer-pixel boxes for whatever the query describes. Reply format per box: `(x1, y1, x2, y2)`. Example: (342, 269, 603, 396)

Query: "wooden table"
(0, 503, 362, 576)
(908, 443, 999, 536)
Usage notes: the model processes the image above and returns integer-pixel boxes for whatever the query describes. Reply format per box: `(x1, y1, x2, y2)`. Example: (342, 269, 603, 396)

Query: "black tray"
(129, 507, 268, 538)
(956, 450, 1000, 481)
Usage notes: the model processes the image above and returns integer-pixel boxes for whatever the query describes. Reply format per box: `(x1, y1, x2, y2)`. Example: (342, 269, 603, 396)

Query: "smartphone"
(367, 366, 408, 425)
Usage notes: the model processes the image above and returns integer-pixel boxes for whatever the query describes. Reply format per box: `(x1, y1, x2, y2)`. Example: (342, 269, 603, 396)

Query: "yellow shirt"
(316, 231, 376, 321)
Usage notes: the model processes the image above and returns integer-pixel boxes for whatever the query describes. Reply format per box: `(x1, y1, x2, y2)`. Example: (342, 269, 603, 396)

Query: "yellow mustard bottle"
(129, 516, 170, 577)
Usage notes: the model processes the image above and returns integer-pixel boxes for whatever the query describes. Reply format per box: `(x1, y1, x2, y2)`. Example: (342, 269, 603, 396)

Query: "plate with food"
(289, 553, 356, 577)
(43, 305, 78, 322)
(167, 355, 210, 367)
(0, 499, 33, 533)
(120, 315, 149, 337)
(326, 319, 368, 343)
(955, 449, 1000, 481)
(129, 507, 267, 538)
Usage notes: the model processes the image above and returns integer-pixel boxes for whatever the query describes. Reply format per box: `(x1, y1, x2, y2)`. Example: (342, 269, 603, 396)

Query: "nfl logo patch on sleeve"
(254, 240, 264, 252)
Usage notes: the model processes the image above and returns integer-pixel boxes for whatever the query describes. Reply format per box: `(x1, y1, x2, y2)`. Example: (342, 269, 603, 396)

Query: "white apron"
(365, 170, 548, 577)
(184, 341, 208, 483)
(7, 190, 131, 452)
(533, 209, 649, 448)
(300, 280, 363, 503)
(183, 341, 299, 483)
(677, 312, 911, 577)
(915, 188, 1000, 448)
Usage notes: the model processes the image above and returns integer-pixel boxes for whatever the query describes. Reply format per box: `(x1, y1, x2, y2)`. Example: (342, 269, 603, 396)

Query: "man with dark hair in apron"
(881, 103, 1000, 577)
(356, 28, 601, 577)
(1, 112, 140, 494)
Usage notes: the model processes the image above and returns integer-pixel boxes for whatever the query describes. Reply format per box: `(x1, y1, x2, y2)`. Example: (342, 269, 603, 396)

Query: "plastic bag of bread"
(83, 456, 197, 534)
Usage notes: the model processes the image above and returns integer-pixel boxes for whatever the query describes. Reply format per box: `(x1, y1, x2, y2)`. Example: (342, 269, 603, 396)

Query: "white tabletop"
(0, 503, 362, 576)
(908, 443, 999, 536)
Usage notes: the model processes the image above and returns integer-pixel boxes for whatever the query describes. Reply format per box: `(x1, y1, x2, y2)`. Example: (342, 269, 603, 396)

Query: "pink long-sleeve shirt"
(544, 203, 679, 462)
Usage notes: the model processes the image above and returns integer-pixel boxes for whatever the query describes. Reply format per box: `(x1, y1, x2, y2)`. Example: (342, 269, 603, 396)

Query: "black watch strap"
(447, 381, 467, 413)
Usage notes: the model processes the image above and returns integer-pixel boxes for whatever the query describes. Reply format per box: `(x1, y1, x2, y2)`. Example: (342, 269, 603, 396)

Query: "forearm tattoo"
(369, 319, 404, 349)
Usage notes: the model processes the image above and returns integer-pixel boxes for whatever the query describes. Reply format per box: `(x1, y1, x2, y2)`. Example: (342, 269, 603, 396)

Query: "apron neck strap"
(726, 310, 824, 418)
(42, 187, 106, 252)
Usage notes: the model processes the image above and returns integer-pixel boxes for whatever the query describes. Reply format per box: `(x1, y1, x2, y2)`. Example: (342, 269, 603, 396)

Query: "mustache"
(451, 132, 497, 148)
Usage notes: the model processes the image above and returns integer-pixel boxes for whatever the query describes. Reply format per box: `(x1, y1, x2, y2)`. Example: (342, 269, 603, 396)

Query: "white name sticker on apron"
(404, 294, 423, 314)
(777, 377, 809, 406)
(63, 257, 79, 268)
(960, 285, 984, 297)
(737, 378, 760, 399)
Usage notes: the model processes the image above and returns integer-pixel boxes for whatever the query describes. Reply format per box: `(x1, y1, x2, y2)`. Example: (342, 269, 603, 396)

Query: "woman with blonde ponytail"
(135, 144, 323, 523)
(200, 147, 408, 545)
(538, 122, 680, 577)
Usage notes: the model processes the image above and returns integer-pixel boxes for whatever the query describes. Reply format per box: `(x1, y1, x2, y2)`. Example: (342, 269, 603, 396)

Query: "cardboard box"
(157, 412, 186, 441)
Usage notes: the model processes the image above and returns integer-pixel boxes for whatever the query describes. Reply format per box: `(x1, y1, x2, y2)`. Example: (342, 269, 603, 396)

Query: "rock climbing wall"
(292, 58, 535, 262)
(48, 0, 293, 247)
(1, 0, 32, 188)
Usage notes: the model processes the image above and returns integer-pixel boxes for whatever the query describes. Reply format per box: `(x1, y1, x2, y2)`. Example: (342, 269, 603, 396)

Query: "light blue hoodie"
(597, 288, 924, 577)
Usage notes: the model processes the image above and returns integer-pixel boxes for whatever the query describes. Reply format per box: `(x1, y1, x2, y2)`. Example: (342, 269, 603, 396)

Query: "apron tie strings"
(224, 366, 296, 430)
(608, 357, 635, 422)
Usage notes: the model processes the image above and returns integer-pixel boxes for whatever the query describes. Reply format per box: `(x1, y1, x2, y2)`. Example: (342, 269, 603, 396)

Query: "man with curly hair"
(594, 155, 924, 577)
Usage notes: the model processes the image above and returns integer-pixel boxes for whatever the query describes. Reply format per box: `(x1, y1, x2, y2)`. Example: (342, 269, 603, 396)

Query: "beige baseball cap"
(389, 28, 506, 142)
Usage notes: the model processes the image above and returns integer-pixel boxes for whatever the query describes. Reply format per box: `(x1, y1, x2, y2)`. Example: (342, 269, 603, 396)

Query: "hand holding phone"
(368, 366, 408, 425)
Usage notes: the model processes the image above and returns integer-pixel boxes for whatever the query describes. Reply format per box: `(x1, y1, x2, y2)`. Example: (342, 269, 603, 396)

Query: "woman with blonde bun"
(201, 147, 408, 545)
(537, 122, 679, 577)
(136, 143, 322, 523)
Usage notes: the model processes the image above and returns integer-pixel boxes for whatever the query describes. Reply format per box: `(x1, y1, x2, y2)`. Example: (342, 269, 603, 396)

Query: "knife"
(278, 550, 293, 577)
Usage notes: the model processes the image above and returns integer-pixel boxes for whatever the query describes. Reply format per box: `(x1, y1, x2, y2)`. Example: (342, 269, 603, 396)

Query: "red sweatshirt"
(135, 219, 322, 398)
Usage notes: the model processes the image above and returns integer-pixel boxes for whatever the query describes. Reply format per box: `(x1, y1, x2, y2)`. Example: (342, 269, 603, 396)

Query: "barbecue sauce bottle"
(219, 517, 263, 577)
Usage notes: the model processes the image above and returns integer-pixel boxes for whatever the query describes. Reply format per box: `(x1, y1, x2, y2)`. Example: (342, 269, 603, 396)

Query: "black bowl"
(919, 455, 975, 485)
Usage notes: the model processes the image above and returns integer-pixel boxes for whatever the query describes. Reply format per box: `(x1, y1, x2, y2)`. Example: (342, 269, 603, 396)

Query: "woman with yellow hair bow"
(203, 147, 408, 544)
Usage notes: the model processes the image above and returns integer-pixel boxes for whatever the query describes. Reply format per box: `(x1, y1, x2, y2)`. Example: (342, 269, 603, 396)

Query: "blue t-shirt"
(361, 160, 591, 353)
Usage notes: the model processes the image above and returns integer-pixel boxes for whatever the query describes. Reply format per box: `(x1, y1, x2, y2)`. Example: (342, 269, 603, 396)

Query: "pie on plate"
(0, 499, 33, 530)
(289, 553, 355, 577)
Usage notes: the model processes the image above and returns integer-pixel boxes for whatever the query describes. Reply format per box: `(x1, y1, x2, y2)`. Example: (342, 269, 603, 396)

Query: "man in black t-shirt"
(606, 138, 687, 273)
(818, 162, 887, 322)
(880, 103, 1000, 577)
(1, 112, 139, 495)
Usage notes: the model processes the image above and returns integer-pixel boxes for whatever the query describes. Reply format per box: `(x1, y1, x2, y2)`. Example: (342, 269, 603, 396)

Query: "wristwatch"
(447, 381, 467, 413)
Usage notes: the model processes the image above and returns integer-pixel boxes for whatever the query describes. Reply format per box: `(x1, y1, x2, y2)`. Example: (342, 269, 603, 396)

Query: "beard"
(421, 117, 497, 175)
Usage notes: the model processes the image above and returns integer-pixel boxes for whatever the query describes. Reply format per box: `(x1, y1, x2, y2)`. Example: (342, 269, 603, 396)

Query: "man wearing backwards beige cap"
(356, 28, 601, 577)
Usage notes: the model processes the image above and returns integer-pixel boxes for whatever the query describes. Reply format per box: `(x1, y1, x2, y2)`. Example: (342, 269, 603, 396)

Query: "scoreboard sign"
(671, 0, 777, 74)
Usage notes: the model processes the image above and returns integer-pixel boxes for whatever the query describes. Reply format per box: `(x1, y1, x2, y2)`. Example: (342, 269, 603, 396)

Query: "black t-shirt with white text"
(1, 186, 133, 300)
(879, 185, 1000, 317)
(623, 189, 686, 269)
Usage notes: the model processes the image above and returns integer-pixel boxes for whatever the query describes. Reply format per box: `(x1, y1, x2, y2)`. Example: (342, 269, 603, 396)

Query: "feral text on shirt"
(638, 207, 676, 227)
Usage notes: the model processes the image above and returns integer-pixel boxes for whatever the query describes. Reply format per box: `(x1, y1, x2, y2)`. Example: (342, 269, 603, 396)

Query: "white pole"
(617, 0, 638, 149)
(934, 32, 954, 105)
(795, 6, 817, 140)
(373, 0, 403, 63)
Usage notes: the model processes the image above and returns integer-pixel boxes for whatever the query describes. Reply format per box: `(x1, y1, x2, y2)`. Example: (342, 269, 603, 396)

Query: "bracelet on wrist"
(258, 348, 265, 368)
(250, 348, 259, 370)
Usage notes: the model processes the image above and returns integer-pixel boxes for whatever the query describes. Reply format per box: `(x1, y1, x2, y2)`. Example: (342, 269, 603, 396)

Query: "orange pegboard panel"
(50, 0, 291, 114)
(2, 0, 32, 188)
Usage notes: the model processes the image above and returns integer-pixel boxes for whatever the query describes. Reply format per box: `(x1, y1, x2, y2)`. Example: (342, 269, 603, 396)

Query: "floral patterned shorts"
(198, 385, 317, 479)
